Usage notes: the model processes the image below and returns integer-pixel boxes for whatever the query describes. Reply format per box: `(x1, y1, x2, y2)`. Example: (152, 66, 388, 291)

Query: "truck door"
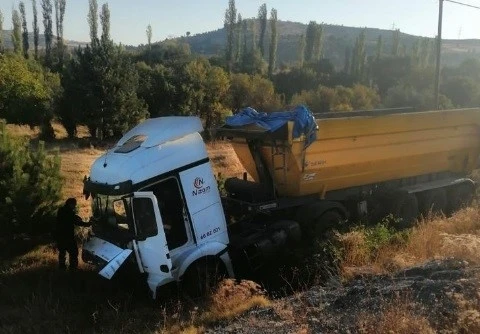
(131, 192, 173, 284)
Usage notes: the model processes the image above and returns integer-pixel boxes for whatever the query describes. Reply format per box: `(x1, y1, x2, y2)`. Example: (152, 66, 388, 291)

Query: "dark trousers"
(57, 239, 78, 269)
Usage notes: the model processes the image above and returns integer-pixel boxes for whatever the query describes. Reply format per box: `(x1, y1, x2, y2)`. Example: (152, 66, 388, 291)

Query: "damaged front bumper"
(82, 236, 133, 279)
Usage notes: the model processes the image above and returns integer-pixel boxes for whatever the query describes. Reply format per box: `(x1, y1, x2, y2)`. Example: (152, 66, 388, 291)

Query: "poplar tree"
(0, 10, 3, 53)
(32, 0, 39, 59)
(12, 9, 22, 54)
(235, 13, 242, 62)
(87, 0, 99, 46)
(242, 19, 248, 56)
(224, 0, 236, 71)
(313, 24, 324, 61)
(392, 29, 400, 56)
(305, 21, 320, 63)
(268, 8, 277, 78)
(250, 19, 257, 50)
(54, 0, 66, 66)
(298, 34, 306, 67)
(351, 29, 366, 82)
(257, 3, 267, 57)
(41, 0, 53, 66)
(20, 2, 29, 58)
(146, 24, 152, 49)
(344, 47, 351, 73)
(376, 35, 383, 61)
(100, 3, 111, 48)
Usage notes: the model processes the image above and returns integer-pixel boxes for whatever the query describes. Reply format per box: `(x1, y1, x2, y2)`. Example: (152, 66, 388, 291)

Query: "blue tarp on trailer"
(225, 105, 317, 147)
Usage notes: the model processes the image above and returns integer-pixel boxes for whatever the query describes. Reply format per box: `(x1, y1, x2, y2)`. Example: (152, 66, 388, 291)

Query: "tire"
(448, 183, 474, 215)
(313, 210, 344, 238)
(387, 192, 419, 229)
(182, 258, 226, 299)
(267, 220, 302, 244)
(418, 188, 447, 217)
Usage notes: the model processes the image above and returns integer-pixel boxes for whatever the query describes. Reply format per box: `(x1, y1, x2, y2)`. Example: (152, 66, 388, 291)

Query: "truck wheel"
(182, 258, 226, 299)
(388, 192, 419, 229)
(314, 210, 343, 237)
(448, 183, 474, 215)
(418, 188, 447, 217)
(268, 220, 301, 244)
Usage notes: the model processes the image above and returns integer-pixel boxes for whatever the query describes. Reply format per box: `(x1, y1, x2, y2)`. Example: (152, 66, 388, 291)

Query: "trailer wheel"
(418, 188, 447, 217)
(388, 192, 419, 229)
(268, 220, 302, 244)
(448, 183, 474, 214)
(182, 257, 227, 299)
(314, 210, 344, 237)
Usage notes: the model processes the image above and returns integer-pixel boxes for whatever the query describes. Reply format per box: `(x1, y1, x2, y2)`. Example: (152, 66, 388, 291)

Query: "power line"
(444, 0, 480, 10)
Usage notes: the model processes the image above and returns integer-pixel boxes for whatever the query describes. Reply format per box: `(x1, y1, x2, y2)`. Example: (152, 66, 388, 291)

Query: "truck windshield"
(91, 194, 135, 242)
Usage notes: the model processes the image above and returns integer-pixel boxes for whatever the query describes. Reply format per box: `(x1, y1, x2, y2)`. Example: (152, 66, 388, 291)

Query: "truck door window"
(132, 198, 158, 238)
(149, 178, 189, 250)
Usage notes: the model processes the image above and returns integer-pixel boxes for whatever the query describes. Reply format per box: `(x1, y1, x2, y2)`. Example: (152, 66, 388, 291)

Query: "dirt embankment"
(206, 259, 480, 334)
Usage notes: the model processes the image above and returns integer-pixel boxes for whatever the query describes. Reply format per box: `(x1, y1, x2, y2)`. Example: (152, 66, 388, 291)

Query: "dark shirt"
(55, 205, 89, 242)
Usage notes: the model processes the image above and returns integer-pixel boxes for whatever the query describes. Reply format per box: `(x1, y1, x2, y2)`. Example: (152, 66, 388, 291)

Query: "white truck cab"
(82, 117, 234, 298)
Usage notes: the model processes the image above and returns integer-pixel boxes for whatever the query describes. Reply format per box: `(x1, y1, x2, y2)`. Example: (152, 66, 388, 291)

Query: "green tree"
(298, 34, 306, 67)
(54, 0, 66, 67)
(242, 18, 248, 56)
(441, 76, 480, 107)
(228, 73, 281, 112)
(0, 123, 63, 234)
(305, 21, 322, 62)
(0, 10, 3, 53)
(87, 0, 99, 45)
(61, 45, 148, 138)
(291, 85, 335, 113)
(268, 8, 278, 78)
(235, 13, 242, 62)
(136, 62, 176, 117)
(240, 48, 266, 75)
(32, 0, 39, 60)
(376, 35, 382, 61)
(313, 24, 324, 61)
(392, 29, 400, 56)
(20, 2, 29, 59)
(0, 53, 60, 127)
(224, 0, 236, 72)
(273, 66, 318, 102)
(291, 84, 379, 113)
(344, 47, 351, 73)
(146, 24, 152, 49)
(100, 3, 111, 48)
(351, 29, 366, 82)
(41, 0, 53, 66)
(258, 3, 267, 57)
(12, 9, 22, 55)
(250, 19, 257, 50)
(178, 58, 230, 132)
(419, 38, 432, 68)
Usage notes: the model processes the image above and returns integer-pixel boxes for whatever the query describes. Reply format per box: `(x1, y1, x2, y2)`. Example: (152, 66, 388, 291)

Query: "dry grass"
(200, 279, 270, 323)
(338, 206, 480, 278)
(358, 296, 435, 334)
(0, 243, 271, 334)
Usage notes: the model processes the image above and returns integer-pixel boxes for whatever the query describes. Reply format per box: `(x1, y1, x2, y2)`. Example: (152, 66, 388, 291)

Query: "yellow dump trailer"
(227, 108, 480, 198)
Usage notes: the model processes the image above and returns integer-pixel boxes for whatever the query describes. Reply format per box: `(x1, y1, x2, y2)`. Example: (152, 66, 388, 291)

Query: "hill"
(184, 20, 480, 68)
(1, 30, 87, 50)
(3, 20, 480, 68)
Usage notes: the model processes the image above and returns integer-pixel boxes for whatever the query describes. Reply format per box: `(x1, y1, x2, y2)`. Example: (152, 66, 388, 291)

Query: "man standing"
(55, 198, 90, 270)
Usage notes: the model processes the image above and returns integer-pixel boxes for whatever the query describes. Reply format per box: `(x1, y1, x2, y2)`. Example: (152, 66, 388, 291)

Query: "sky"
(0, 0, 479, 45)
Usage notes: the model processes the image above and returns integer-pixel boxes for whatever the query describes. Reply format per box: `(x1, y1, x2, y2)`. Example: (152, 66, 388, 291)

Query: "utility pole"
(434, 0, 444, 110)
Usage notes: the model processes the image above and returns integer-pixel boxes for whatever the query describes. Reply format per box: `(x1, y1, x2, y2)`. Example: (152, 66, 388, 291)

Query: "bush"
(0, 122, 63, 235)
